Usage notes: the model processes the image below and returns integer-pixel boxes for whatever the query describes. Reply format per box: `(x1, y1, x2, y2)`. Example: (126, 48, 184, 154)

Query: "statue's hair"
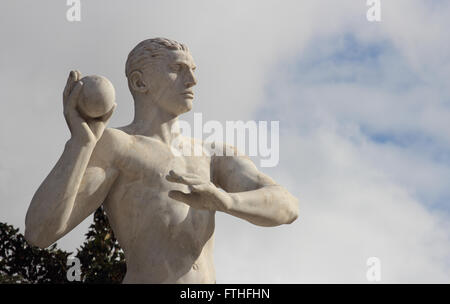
(125, 37, 189, 78)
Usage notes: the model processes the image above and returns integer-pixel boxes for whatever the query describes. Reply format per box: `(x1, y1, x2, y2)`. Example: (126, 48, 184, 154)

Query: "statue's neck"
(129, 98, 181, 145)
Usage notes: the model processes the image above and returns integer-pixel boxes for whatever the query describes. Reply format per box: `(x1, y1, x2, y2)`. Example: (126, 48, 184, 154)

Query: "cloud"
(216, 127, 449, 282)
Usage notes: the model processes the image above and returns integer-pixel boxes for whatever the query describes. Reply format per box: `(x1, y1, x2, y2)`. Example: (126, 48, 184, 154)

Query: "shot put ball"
(78, 75, 115, 118)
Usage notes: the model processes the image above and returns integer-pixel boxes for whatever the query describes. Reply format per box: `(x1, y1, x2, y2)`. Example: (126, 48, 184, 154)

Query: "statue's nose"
(185, 70, 197, 88)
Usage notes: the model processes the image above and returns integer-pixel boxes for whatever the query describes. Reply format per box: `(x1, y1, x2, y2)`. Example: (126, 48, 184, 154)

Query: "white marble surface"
(25, 38, 299, 283)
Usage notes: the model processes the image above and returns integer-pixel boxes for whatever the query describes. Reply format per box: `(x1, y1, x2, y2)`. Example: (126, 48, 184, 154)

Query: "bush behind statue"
(0, 206, 125, 283)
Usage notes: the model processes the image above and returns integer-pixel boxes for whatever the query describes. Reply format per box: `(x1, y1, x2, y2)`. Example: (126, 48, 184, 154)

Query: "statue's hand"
(63, 70, 115, 145)
(166, 170, 233, 212)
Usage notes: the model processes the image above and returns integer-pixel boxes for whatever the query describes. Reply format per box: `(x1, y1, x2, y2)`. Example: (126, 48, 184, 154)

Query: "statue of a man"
(25, 38, 299, 283)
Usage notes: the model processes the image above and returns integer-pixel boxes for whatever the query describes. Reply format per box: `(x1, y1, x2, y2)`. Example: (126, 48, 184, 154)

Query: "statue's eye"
(171, 64, 182, 72)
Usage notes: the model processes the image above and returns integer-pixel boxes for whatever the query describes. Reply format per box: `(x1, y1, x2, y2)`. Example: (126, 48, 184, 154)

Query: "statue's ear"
(129, 70, 148, 94)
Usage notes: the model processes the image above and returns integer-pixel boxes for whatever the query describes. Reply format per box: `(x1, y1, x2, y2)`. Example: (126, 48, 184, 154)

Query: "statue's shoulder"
(94, 127, 134, 163)
(101, 127, 133, 146)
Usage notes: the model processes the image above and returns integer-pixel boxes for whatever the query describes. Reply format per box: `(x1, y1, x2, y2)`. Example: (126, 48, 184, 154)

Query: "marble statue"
(24, 38, 299, 283)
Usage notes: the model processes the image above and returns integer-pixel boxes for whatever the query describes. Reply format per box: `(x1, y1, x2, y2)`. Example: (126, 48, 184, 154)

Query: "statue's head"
(125, 38, 197, 116)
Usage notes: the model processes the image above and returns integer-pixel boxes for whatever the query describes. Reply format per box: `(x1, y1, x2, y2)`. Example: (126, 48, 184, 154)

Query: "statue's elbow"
(286, 211, 298, 225)
(24, 226, 51, 249)
(284, 198, 299, 224)
(24, 228, 38, 247)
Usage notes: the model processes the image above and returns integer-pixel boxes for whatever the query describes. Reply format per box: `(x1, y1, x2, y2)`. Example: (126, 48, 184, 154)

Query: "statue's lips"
(181, 91, 194, 98)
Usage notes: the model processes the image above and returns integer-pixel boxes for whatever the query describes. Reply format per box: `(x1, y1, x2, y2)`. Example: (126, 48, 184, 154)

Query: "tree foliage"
(0, 206, 125, 283)
(76, 207, 126, 283)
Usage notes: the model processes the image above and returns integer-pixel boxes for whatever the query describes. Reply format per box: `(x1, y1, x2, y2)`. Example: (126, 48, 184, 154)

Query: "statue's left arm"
(166, 151, 299, 227)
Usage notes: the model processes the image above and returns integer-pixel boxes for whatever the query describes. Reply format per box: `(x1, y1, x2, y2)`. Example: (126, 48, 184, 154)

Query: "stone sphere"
(78, 75, 115, 118)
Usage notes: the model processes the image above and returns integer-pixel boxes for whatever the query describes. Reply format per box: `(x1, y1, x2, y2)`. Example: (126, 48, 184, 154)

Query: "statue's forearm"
(226, 185, 299, 227)
(25, 138, 95, 247)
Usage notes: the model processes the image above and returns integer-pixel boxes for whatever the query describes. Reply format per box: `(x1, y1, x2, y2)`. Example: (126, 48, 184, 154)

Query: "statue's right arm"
(24, 71, 118, 248)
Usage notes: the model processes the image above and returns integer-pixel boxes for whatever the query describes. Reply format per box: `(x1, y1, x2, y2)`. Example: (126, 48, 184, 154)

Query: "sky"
(0, 0, 449, 283)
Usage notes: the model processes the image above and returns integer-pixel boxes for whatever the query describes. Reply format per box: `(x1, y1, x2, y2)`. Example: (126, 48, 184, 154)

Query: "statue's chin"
(184, 100, 193, 112)
(161, 98, 193, 117)
(175, 100, 193, 115)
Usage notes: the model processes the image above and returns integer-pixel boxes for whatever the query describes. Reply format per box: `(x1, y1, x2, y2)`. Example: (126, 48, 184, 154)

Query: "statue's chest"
(105, 136, 217, 251)
(119, 137, 213, 233)
(120, 136, 211, 185)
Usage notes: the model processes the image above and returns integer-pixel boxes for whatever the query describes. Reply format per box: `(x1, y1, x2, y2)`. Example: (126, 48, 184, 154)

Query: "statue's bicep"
(213, 155, 276, 192)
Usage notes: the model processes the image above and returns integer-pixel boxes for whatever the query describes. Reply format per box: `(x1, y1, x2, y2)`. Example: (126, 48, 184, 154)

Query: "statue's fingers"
(80, 122, 92, 135)
(168, 170, 203, 184)
(176, 171, 202, 179)
(85, 103, 115, 137)
(166, 173, 203, 186)
(63, 70, 76, 100)
(189, 184, 210, 193)
(87, 119, 103, 138)
(74, 70, 82, 81)
(100, 103, 116, 122)
(166, 173, 179, 183)
(169, 170, 200, 179)
(168, 190, 192, 203)
(181, 176, 204, 185)
(67, 81, 83, 110)
(165, 174, 189, 185)
(168, 170, 183, 179)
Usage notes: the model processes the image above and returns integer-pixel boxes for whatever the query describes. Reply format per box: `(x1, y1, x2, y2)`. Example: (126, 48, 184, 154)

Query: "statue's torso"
(102, 128, 216, 283)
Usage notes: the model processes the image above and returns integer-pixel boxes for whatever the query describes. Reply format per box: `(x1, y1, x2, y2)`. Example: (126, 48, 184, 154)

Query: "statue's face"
(142, 50, 197, 116)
